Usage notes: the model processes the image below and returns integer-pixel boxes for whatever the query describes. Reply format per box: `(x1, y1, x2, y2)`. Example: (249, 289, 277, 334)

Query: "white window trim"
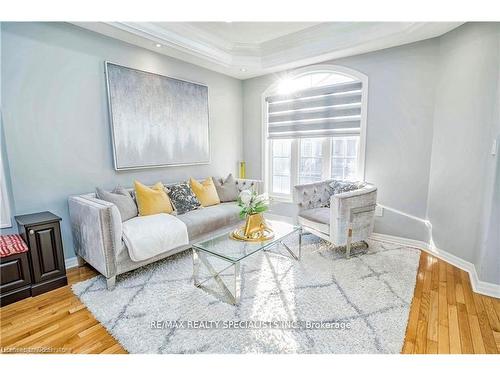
(261, 64, 369, 200)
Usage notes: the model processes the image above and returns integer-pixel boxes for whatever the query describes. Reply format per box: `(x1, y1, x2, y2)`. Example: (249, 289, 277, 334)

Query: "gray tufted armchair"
(293, 180, 377, 258)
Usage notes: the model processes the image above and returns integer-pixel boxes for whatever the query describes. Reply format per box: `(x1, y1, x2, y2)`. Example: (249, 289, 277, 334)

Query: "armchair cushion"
(323, 181, 366, 207)
(299, 207, 330, 225)
(298, 208, 330, 235)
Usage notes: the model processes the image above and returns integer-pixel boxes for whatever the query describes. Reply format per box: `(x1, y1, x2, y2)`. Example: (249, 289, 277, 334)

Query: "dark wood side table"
(15, 211, 68, 296)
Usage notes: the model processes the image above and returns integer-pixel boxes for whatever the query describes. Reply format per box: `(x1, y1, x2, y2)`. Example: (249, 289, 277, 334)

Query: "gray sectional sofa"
(68, 179, 260, 289)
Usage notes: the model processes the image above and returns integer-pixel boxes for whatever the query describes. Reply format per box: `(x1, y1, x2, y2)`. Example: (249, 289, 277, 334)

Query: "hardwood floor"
(1, 251, 499, 354)
(402, 253, 500, 354)
(0, 266, 126, 354)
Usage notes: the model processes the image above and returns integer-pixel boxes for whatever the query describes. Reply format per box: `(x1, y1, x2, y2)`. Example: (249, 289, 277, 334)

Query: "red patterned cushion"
(0, 234, 29, 258)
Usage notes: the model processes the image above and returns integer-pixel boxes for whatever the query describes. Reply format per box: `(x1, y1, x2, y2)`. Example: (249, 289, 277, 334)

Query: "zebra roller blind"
(266, 80, 363, 139)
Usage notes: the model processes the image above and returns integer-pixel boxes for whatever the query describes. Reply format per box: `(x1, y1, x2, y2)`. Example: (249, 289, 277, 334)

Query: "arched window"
(263, 65, 368, 200)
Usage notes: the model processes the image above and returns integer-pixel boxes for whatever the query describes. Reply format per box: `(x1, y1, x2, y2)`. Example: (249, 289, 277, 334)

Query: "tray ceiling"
(73, 22, 463, 79)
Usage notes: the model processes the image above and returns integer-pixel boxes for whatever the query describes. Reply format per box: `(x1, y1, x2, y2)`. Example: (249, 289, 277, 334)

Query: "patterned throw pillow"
(167, 183, 202, 215)
(323, 181, 366, 208)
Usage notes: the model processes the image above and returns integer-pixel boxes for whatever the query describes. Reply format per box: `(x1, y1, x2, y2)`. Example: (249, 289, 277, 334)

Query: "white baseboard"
(370, 232, 500, 299)
(65, 256, 78, 269)
(370, 232, 428, 250)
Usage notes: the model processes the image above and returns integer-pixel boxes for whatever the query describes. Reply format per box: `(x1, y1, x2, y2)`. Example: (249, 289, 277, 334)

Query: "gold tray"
(229, 227, 274, 242)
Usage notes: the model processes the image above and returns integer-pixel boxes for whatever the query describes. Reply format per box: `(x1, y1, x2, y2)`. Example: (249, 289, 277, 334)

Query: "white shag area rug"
(72, 236, 420, 354)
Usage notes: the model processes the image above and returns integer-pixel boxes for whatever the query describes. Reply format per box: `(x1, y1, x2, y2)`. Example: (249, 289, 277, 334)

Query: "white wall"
(0, 22, 243, 258)
(428, 23, 500, 283)
(243, 38, 439, 241)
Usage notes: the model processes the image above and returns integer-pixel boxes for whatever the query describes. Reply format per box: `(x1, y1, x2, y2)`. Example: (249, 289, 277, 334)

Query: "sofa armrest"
(330, 185, 377, 245)
(235, 178, 262, 194)
(68, 196, 122, 278)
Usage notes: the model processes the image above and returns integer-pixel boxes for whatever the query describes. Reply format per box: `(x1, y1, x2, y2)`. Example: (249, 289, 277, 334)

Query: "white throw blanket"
(122, 213, 189, 262)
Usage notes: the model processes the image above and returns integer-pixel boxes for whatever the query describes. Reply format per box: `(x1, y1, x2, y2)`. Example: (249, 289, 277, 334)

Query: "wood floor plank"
(493, 331, 500, 353)
(446, 263, 457, 306)
(437, 268, 449, 354)
(426, 339, 438, 354)
(455, 282, 465, 305)
(456, 302, 474, 353)
(414, 261, 431, 354)
(473, 292, 498, 354)
(100, 343, 125, 354)
(427, 257, 440, 350)
(459, 269, 486, 354)
(482, 297, 500, 333)
(492, 298, 500, 322)
(402, 253, 425, 354)
(469, 315, 487, 354)
(448, 304, 462, 353)
(427, 289, 439, 343)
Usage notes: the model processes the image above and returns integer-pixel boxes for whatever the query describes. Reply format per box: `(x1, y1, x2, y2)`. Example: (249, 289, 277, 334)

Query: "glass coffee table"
(192, 220, 302, 305)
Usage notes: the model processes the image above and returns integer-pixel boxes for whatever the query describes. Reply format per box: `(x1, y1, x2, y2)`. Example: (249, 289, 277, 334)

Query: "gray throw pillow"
(166, 183, 201, 215)
(212, 174, 240, 202)
(323, 181, 366, 208)
(96, 185, 138, 221)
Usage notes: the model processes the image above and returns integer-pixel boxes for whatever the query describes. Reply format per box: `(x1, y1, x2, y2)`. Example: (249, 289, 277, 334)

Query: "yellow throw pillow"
(189, 177, 221, 207)
(134, 181, 174, 216)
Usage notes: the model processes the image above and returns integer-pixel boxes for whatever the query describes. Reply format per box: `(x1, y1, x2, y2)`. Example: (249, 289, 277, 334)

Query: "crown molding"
(72, 22, 464, 79)
(107, 22, 234, 66)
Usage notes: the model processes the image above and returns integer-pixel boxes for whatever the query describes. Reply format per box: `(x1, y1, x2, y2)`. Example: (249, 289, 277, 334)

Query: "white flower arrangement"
(237, 190, 269, 219)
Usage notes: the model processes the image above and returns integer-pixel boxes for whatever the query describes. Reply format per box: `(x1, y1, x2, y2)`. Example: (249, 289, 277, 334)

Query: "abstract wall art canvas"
(105, 62, 210, 170)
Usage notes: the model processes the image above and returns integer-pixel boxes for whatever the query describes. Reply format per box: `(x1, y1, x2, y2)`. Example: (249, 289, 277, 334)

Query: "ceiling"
(73, 22, 463, 79)
(184, 22, 320, 44)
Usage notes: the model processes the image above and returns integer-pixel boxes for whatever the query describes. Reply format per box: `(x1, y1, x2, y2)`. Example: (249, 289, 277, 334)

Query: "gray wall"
(0, 22, 17, 235)
(428, 23, 500, 281)
(243, 38, 439, 239)
(2, 22, 499, 285)
(243, 23, 500, 284)
(0, 22, 243, 259)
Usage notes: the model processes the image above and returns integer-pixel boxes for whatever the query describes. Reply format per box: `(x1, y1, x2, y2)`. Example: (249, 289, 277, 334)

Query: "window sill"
(269, 196, 294, 204)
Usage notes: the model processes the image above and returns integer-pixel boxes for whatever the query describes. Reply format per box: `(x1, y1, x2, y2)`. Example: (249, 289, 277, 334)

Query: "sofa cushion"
(212, 173, 240, 202)
(134, 181, 175, 216)
(167, 182, 202, 215)
(299, 207, 330, 235)
(177, 202, 241, 239)
(189, 177, 221, 207)
(96, 185, 138, 221)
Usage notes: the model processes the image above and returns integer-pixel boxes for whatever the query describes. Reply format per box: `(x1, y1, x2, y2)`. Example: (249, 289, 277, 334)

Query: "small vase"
(243, 213, 268, 238)
(230, 212, 274, 241)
